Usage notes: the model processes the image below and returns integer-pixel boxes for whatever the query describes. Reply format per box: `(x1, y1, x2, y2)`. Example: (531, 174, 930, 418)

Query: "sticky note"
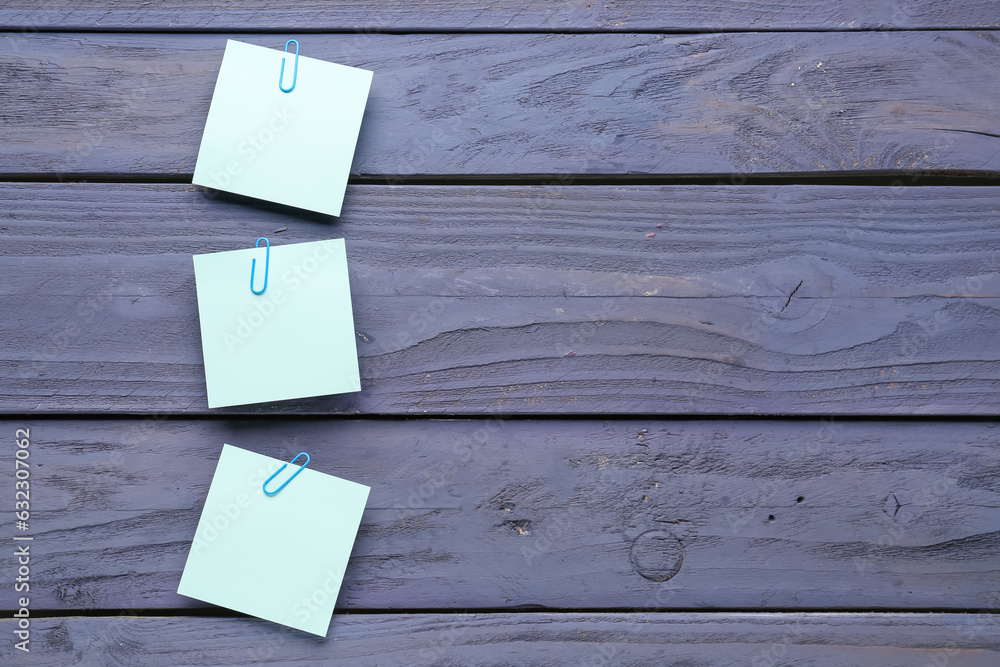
(192, 238, 361, 408)
(193, 39, 373, 216)
(178, 444, 370, 636)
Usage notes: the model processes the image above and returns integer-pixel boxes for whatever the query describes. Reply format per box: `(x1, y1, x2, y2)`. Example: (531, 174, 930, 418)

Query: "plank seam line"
(2, 414, 996, 424)
(8, 607, 1000, 619)
(4, 27, 1000, 36)
(1, 173, 999, 187)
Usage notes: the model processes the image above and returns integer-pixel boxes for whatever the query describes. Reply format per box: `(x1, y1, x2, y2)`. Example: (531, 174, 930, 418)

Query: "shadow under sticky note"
(178, 444, 370, 637)
(192, 239, 360, 408)
(192, 39, 373, 217)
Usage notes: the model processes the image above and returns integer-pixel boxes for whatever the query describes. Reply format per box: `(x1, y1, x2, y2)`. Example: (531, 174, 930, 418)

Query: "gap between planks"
(1, 172, 1000, 186)
(1, 612, 998, 665)
(9, 607, 1000, 618)
(1, 0, 998, 31)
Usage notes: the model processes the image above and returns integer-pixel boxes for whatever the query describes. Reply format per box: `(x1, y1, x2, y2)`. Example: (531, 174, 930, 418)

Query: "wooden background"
(1, 1, 999, 664)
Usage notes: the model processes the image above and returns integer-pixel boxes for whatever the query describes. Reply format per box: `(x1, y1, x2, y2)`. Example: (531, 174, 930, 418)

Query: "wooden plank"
(2, 1, 998, 31)
(2, 32, 999, 177)
(2, 183, 999, 416)
(2, 613, 999, 665)
(0, 184, 1000, 415)
(3, 418, 998, 611)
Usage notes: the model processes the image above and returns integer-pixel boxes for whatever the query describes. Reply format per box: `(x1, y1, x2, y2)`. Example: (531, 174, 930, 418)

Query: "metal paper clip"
(250, 237, 269, 295)
(263, 452, 310, 496)
(279, 39, 299, 93)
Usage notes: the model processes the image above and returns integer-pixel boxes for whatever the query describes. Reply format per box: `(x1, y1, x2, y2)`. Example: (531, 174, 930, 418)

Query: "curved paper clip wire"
(250, 237, 269, 295)
(263, 452, 310, 496)
(279, 39, 299, 93)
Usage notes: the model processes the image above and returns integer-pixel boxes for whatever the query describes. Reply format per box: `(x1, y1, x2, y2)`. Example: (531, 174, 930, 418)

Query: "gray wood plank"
(2, 1, 998, 31)
(2, 613, 999, 665)
(2, 418, 998, 611)
(2, 183, 999, 415)
(2, 31, 999, 177)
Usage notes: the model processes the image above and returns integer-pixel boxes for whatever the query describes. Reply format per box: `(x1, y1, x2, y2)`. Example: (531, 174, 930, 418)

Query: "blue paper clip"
(263, 452, 310, 496)
(250, 237, 269, 295)
(279, 39, 299, 93)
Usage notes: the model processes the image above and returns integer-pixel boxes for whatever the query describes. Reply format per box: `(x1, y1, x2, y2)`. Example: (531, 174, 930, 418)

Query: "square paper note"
(192, 238, 361, 408)
(193, 39, 373, 216)
(178, 444, 370, 636)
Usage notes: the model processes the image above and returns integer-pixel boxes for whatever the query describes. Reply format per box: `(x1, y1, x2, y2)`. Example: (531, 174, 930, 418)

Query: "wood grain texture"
(2, 183, 999, 416)
(2, 31, 999, 177)
(2, 418, 998, 612)
(2, 613, 999, 665)
(2, 1, 998, 31)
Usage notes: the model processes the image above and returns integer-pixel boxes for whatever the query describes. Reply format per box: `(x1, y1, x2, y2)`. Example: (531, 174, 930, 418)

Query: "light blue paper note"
(192, 238, 361, 408)
(178, 444, 370, 637)
(192, 39, 373, 216)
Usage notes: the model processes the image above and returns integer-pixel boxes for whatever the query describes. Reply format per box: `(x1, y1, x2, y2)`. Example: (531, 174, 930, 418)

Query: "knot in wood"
(630, 530, 684, 582)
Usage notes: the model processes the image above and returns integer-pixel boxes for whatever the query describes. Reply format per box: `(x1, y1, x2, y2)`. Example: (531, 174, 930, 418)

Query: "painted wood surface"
(2, 32, 999, 178)
(3, 183, 998, 416)
(2, 1, 999, 32)
(3, 418, 997, 611)
(2, 613, 999, 665)
(2, 2, 998, 661)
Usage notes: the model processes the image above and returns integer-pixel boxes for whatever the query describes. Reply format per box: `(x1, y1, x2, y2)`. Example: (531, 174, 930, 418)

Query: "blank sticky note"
(178, 444, 370, 636)
(192, 239, 361, 408)
(192, 39, 373, 216)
